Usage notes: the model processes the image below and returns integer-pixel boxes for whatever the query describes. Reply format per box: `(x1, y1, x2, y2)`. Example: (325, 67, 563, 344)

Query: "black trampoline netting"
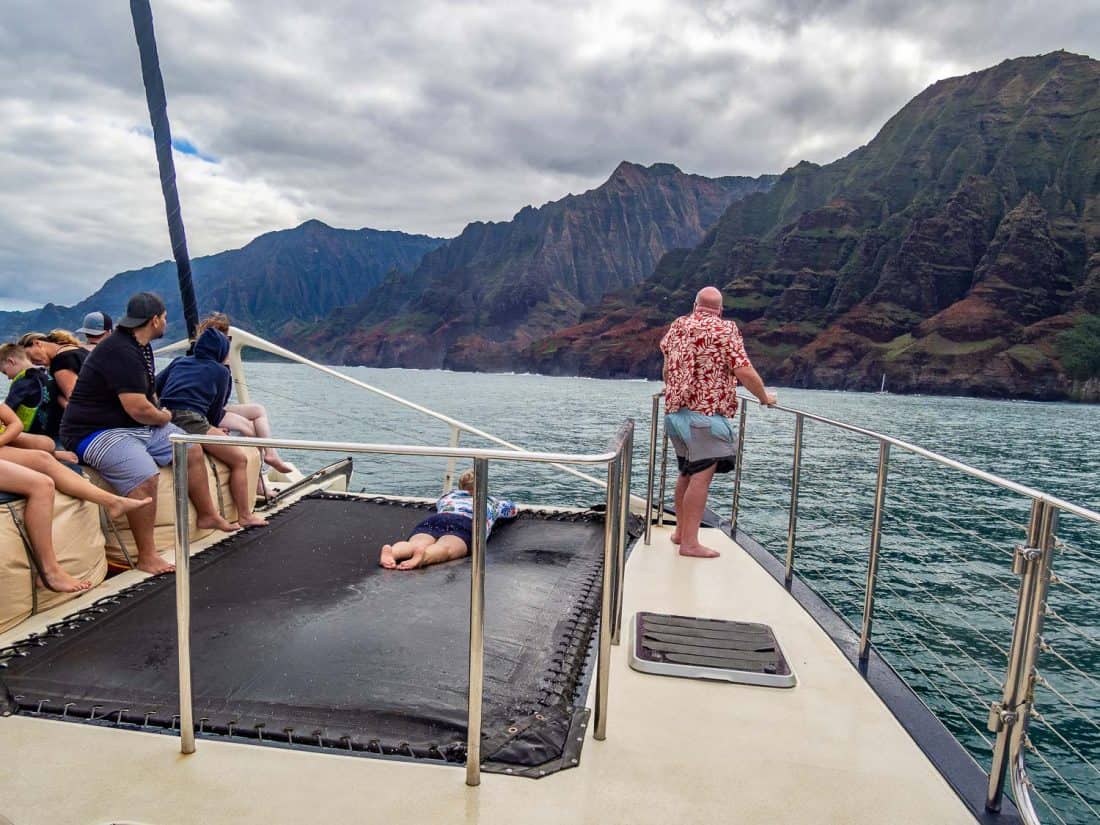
(0, 494, 619, 775)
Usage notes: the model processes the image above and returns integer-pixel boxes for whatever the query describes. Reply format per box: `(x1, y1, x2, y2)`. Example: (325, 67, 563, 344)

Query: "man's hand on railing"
(760, 391, 778, 407)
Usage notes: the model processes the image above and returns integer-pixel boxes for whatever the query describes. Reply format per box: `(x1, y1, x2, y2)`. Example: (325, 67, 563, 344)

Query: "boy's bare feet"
(136, 554, 175, 575)
(39, 568, 93, 593)
(238, 513, 268, 528)
(397, 547, 426, 570)
(197, 513, 239, 532)
(670, 529, 681, 544)
(679, 542, 720, 558)
(54, 450, 80, 464)
(106, 495, 154, 521)
(380, 544, 396, 569)
(264, 452, 294, 474)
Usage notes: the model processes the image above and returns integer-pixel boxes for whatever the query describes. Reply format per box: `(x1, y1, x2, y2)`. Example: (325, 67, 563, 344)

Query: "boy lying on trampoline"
(380, 469, 518, 570)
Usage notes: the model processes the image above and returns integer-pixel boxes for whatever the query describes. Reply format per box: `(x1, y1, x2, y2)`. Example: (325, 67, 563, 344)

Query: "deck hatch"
(629, 612, 796, 687)
(0, 494, 637, 776)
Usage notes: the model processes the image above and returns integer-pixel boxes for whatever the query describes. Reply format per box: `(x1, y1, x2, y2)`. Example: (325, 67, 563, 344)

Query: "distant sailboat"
(876, 374, 888, 394)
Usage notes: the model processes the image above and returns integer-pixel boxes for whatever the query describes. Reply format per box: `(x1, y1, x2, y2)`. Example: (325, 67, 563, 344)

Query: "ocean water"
(179, 363, 1100, 822)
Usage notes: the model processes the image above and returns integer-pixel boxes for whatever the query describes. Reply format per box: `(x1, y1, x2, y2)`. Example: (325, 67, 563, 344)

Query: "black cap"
(117, 292, 167, 328)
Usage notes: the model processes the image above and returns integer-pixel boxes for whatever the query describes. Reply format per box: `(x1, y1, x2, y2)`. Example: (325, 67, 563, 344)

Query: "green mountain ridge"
(291, 161, 776, 370)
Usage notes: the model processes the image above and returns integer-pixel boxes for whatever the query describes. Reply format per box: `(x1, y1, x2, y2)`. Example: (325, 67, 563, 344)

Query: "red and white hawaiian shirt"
(660, 310, 752, 416)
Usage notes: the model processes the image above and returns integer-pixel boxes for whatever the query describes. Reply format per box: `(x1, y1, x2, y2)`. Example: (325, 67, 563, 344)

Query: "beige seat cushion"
(0, 493, 108, 633)
(86, 449, 261, 567)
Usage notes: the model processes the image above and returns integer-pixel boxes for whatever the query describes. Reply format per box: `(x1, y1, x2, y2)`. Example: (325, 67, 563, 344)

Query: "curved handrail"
(644, 388, 1098, 823)
(737, 394, 1100, 527)
(157, 328, 648, 505)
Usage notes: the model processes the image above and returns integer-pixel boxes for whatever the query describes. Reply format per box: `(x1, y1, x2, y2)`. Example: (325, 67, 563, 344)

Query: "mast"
(130, 0, 200, 340)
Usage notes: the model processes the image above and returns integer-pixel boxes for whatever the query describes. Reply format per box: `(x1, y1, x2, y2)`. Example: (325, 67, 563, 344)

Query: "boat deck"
(0, 522, 977, 824)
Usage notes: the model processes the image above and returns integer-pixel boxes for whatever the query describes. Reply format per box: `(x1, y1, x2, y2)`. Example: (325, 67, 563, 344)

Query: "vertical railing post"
(656, 430, 670, 528)
(784, 414, 804, 582)
(442, 425, 461, 495)
(172, 439, 195, 755)
(612, 422, 633, 646)
(594, 457, 616, 741)
(986, 499, 1050, 811)
(466, 457, 489, 786)
(226, 335, 251, 404)
(858, 441, 890, 661)
(605, 449, 622, 647)
(1007, 502, 1057, 821)
(644, 394, 660, 545)
(731, 403, 747, 535)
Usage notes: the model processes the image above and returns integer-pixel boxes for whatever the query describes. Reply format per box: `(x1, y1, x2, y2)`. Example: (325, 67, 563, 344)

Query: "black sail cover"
(0, 495, 621, 774)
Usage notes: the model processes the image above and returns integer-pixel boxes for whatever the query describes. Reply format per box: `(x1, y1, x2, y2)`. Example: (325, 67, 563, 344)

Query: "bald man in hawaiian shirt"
(660, 286, 776, 558)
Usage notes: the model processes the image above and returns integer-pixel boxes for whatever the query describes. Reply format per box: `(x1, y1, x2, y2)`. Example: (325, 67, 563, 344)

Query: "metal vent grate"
(628, 611, 796, 688)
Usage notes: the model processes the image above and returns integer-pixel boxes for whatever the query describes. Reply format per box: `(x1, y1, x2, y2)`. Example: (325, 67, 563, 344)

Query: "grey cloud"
(0, 0, 1097, 309)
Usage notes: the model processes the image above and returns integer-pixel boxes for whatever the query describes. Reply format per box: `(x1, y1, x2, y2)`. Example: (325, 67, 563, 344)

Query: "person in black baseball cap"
(116, 291, 167, 330)
(60, 290, 237, 574)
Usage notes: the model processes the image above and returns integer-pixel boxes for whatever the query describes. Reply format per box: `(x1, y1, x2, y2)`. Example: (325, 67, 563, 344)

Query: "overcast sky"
(0, 0, 1096, 311)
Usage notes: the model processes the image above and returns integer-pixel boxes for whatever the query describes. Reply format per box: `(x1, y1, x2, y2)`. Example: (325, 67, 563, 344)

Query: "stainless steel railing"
(159, 327, 646, 506)
(168, 422, 634, 787)
(643, 391, 1100, 824)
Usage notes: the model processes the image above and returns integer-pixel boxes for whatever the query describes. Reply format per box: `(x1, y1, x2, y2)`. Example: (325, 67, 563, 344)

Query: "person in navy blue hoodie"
(156, 327, 268, 528)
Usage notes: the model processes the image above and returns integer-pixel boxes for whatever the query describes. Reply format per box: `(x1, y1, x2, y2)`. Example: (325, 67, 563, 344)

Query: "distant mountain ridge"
(533, 51, 1100, 401)
(0, 221, 445, 342)
(293, 162, 776, 370)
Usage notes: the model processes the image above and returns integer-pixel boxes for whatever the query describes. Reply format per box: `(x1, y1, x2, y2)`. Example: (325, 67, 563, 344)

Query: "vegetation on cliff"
(539, 51, 1100, 400)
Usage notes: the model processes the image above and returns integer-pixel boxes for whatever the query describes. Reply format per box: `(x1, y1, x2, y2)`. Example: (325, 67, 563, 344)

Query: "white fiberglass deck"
(0, 523, 975, 824)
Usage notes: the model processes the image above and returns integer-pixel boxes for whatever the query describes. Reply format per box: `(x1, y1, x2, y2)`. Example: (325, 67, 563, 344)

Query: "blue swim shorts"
(78, 423, 186, 496)
(410, 512, 473, 546)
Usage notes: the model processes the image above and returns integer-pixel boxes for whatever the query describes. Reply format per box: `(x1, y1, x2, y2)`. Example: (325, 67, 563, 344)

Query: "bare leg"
(397, 534, 469, 570)
(124, 475, 172, 574)
(0, 460, 92, 592)
(222, 404, 292, 472)
(12, 432, 56, 453)
(185, 444, 238, 533)
(677, 464, 720, 558)
(0, 446, 152, 520)
(670, 473, 689, 544)
(200, 436, 267, 527)
(380, 534, 434, 569)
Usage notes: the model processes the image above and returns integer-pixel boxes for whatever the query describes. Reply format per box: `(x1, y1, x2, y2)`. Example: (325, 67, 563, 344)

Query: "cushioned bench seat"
(1, 449, 261, 632)
(0, 493, 107, 633)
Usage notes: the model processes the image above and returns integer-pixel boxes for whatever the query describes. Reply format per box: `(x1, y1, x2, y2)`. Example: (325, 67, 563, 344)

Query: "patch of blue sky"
(132, 126, 219, 163)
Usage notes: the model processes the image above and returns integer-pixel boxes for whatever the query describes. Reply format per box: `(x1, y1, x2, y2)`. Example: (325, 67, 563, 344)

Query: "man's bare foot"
(136, 555, 175, 575)
(679, 543, 720, 558)
(264, 452, 294, 474)
(106, 495, 154, 521)
(197, 513, 239, 532)
(670, 530, 681, 544)
(397, 548, 426, 570)
(238, 513, 268, 528)
(39, 568, 93, 593)
(380, 544, 397, 569)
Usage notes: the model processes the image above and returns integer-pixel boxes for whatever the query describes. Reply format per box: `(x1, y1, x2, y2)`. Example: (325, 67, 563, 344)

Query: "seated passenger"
(77, 311, 113, 351)
(0, 403, 151, 591)
(155, 327, 267, 528)
(59, 292, 238, 575)
(19, 330, 88, 411)
(380, 469, 518, 570)
(0, 343, 65, 454)
(193, 312, 293, 473)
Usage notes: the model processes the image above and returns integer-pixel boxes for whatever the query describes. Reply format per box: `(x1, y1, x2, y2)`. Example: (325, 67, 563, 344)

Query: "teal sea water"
(176, 363, 1100, 821)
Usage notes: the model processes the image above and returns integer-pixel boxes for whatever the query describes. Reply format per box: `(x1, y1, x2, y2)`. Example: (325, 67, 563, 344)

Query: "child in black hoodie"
(157, 327, 267, 528)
